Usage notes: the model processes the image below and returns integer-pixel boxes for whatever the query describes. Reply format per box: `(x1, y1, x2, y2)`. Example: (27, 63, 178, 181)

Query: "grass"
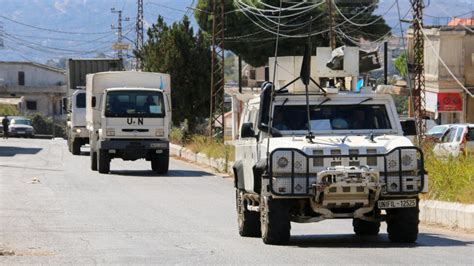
(423, 149, 474, 204)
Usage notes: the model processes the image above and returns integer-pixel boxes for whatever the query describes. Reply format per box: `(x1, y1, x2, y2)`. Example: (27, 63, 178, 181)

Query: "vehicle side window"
(448, 127, 458, 142)
(455, 127, 464, 142)
(467, 128, 474, 141)
(441, 128, 452, 143)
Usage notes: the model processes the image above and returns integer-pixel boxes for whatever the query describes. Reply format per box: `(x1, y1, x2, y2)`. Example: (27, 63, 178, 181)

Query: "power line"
(0, 15, 113, 35)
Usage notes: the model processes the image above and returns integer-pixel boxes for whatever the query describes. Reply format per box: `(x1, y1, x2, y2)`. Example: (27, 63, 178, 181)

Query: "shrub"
(423, 149, 474, 204)
(29, 113, 67, 138)
(0, 104, 20, 116)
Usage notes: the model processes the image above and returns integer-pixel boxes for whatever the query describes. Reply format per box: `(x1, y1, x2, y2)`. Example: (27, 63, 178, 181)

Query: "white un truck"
(86, 71, 172, 174)
(233, 47, 428, 245)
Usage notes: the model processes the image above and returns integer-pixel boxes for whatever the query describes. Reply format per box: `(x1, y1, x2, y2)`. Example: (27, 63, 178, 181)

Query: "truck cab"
(67, 90, 88, 154)
(86, 71, 172, 174)
(234, 83, 428, 245)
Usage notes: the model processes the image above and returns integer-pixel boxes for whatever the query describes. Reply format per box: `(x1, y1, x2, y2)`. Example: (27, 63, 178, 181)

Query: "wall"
(0, 63, 65, 86)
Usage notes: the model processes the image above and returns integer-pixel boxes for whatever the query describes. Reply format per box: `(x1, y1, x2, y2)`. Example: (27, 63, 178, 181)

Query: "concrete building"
(407, 26, 474, 124)
(0, 61, 66, 119)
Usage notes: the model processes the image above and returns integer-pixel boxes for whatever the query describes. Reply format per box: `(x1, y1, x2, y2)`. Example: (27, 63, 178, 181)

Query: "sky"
(0, 0, 473, 64)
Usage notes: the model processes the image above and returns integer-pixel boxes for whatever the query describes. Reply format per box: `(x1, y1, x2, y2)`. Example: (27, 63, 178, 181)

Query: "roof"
(448, 18, 474, 26)
(0, 61, 65, 74)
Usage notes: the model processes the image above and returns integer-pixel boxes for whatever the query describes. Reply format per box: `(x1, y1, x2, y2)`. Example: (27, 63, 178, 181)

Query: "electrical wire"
(332, 0, 397, 27)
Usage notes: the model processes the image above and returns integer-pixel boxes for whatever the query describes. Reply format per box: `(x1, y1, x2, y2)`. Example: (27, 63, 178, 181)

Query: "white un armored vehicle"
(233, 47, 428, 245)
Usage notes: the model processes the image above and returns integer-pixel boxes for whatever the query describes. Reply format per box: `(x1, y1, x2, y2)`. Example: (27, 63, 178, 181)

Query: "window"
(272, 104, 392, 131)
(455, 127, 464, 142)
(76, 93, 86, 108)
(26, 101, 37, 110)
(105, 90, 164, 118)
(467, 128, 474, 141)
(18, 71, 25, 86)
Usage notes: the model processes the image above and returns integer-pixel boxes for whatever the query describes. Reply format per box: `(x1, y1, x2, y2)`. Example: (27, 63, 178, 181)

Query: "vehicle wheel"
(387, 203, 419, 243)
(353, 218, 380, 235)
(72, 139, 81, 155)
(90, 151, 98, 171)
(236, 189, 261, 237)
(151, 150, 169, 174)
(260, 196, 290, 245)
(98, 149, 110, 174)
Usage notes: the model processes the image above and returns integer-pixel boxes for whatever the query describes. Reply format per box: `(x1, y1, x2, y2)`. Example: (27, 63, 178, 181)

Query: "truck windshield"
(105, 91, 165, 118)
(272, 104, 392, 131)
(76, 93, 86, 108)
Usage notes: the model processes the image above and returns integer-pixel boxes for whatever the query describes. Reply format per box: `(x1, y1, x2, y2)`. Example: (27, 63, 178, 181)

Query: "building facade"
(408, 26, 474, 124)
(0, 62, 66, 118)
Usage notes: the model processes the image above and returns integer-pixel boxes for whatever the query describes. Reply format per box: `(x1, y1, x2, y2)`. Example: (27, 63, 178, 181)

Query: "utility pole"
(209, 0, 225, 139)
(0, 22, 4, 49)
(326, 0, 336, 49)
(111, 8, 129, 60)
(136, 0, 144, 69)
(410, 0, 426, 144)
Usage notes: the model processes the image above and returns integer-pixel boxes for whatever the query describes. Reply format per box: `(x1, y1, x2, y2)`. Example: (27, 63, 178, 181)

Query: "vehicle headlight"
(272, 150, 307, 174)
(75, 128, 82, 133)
(386, 149, 417, 171)
(106, 128, 115, 136)
(277, 157, 289, 168)
(155, 128, 164, 137)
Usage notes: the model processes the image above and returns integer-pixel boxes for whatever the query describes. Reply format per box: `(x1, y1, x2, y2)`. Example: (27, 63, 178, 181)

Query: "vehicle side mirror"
(91, 96, 96, 108)
(257, 82, 273, 132)
(62, 98, 68, 112)
(241, 122, 256, 139)
(401, 120, 417, 136)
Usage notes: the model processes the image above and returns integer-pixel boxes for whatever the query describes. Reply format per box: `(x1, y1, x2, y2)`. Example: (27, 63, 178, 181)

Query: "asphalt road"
(1, 138, 473, 264)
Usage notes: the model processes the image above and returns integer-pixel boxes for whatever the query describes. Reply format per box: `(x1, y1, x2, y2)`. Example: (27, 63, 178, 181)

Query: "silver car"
(8, 116, 35, 138)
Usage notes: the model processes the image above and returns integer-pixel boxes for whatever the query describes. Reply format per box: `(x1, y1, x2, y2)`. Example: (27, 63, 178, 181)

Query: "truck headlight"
(386, 149, 417, 171)
(106, 128, 115, 136)
(75, 128, 82, 134)
(277, 157, 289, 168)
(155, 128, 164, 137)
(272, 150, 307, 174)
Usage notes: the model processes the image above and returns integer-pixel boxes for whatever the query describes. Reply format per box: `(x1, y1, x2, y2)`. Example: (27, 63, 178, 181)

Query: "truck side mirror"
(62, 98, 68, 112)
(257, 82, 272, 132)
(401, 120, 417, 136)
(241, 122, 256, 139)
(92, 96, 96, 108)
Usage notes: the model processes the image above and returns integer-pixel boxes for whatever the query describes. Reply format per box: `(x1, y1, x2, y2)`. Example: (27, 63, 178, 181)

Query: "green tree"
(394, 52, 407, 77)
(136, 16, 212, 129)
(195, 0, 391, 67)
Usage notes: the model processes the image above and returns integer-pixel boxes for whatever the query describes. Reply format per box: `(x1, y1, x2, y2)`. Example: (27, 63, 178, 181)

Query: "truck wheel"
(90, 151, 98, 171)
(387, 205, 419, 243)
(353, 218, 380, 235)
(236, 189, 261, 237)
(72, 139, 81, 155)
(151, 150, 169, 174)
(98, 149, 110, 174)
(260, 196, 290, 245)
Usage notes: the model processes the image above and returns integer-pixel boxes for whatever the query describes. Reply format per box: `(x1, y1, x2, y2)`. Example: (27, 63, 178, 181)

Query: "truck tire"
(90, 151, 98, 171)
(151, 150, 169, 174)
(236, 189, 261, 237)
(72, 139, 81, 155)
(67, 136, 72, 153)
(387, 205, 419, 243)
(260, 196, 290, 245)
(353, 218, 380, 235)
(98, 149, 110, 174)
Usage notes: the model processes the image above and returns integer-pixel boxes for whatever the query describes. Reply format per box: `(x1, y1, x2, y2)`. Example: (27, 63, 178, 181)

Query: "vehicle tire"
(72, 139, 81, 155)
(98, 149, 110, 174)
(260, 196, 291, 245)
(387, 203, 419, 243)
(353, 218, 380, 235)
(236, 189, 261, 237)
(90, 151, 98, 171)
(151, 149, 169, 174)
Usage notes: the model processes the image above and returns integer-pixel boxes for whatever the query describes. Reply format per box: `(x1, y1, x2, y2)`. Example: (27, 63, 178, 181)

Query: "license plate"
(17, 131, 25, 134)
(377, 199, 417, 209)
(150, 143, 166, 148)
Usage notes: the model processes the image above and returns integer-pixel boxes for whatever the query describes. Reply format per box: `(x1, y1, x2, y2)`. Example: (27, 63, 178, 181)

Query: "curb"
(170, 143, 233, 173)
(170, 143, 473, 231)
(419, 200, 474, 231)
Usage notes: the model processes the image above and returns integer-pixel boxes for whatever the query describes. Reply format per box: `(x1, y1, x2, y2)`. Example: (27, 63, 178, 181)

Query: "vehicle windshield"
(76, 93, 86, 108)
(105, 90, 165, 118)
(11, 119, 32, 126)
(272, 104, 392, 131)
(427, 125, 448, 135)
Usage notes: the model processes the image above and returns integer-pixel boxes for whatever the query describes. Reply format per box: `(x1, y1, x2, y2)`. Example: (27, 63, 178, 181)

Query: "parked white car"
(433, 124, 474, 157)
